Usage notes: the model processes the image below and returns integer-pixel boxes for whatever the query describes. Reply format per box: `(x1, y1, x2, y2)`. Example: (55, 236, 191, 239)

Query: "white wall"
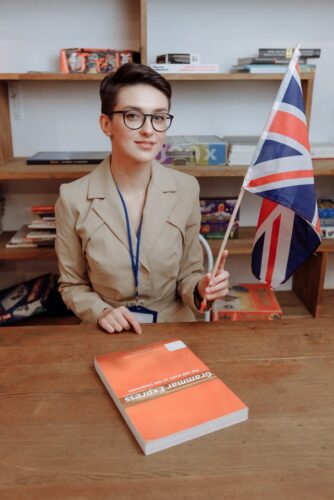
(1, 0, 334, 289)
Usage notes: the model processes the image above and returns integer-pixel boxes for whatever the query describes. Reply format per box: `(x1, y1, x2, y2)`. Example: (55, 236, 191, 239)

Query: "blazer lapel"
(87, 156, 130, 252)
(140, 160, 178, 261)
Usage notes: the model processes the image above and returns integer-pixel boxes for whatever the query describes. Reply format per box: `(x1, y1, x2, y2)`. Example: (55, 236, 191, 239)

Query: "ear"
(99, 114, 113, 137)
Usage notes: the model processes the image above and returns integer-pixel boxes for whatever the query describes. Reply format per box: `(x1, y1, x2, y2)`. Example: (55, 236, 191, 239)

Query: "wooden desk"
(1, 319, 334, 499)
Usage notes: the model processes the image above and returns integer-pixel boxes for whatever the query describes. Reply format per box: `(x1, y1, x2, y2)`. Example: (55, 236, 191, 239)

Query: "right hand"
(98, 306, 142, 334)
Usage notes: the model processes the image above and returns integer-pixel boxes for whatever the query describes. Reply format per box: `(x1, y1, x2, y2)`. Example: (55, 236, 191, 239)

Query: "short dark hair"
(100, 63, 172, 114)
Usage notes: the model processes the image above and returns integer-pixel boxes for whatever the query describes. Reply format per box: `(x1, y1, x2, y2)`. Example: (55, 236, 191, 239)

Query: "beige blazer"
(55, 156, 205, 323)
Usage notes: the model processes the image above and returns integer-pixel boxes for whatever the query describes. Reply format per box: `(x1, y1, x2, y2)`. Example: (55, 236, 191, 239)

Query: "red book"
(95, 339, 248, 455)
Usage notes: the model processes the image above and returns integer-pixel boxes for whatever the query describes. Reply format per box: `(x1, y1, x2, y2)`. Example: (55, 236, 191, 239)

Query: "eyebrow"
(120, 106, 169, 113)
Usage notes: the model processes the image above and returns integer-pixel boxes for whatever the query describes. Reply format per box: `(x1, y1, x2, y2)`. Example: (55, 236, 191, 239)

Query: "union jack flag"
(242, 46, 321, 287)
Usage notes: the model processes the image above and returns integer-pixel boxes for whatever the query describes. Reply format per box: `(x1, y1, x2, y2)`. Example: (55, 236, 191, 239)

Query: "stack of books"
(151, 52, 219, 73)
(318, 199, 334, 239)
(311, 143, 334, 160)
(222, 136, 259, 165)
(231, 47, 320, 74)
(6, 205, 56, 248)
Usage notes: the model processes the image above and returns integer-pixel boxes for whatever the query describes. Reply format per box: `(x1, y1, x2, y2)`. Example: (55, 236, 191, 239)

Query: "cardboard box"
(200, 198, 239, 239)
(60, 48, 140, 73)
(211, 283, 282, 321)
(156, 136, 227, 166)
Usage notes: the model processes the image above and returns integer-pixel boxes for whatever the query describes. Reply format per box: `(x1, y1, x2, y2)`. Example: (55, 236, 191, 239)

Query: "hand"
(98, 306, 142, 334)
(197, 250, 229, 302)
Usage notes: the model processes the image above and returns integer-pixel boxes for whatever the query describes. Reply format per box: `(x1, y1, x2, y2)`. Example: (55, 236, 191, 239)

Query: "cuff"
(194, 283, 213, 312)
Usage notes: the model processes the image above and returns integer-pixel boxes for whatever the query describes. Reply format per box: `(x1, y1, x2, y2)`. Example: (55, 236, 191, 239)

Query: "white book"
(150, 63, 219, 74)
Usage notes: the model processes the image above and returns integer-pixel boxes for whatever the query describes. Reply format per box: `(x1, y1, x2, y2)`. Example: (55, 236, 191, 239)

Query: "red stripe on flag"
(269, 110, 310, 151)
(257, 198, 277, 227)
(247, 170, 313, 188)
(265, 213, 281, 284)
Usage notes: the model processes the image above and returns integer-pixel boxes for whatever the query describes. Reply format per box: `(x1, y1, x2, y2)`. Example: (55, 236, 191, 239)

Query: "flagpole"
(199, 186, 246, 313)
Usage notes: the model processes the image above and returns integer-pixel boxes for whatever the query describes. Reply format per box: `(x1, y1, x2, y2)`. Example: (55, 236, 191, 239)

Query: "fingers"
(98, 306, 142, 335)
(122, 308, 142, 335)
(206, 270, 229, 301)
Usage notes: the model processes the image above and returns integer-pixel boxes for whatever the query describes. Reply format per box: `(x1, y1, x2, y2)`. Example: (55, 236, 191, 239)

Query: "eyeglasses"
(108, 109, 174, 132)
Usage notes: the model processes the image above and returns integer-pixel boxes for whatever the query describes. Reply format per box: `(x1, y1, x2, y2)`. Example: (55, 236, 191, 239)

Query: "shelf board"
(2, 227, 334, 262)
(0, 232, 56, 260)
(0, 72, 315, 82)
(1, 157, 334, 180)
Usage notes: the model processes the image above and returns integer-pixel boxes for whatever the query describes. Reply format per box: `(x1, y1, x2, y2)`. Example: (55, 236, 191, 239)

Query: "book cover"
(0, 274, 53, 325)
(212, 284, 282, 321)
(27, 151, 109, 165)
(258, 48, 321, 59)
(200, 198, 239, 239)
(94, 339, 248, 455)
(156, 135, 227, 166)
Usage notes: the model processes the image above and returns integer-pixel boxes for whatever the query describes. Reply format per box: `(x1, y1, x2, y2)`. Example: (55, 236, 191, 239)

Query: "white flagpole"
(199, 186, 245, 313)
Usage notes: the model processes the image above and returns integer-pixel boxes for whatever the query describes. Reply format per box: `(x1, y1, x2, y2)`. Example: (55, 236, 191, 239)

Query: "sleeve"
(55, 185, 111, 323)
(176, 178, 206, 312)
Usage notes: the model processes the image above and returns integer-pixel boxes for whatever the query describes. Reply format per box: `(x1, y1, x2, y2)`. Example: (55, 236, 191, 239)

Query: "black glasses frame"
(107, 110, 174, 132)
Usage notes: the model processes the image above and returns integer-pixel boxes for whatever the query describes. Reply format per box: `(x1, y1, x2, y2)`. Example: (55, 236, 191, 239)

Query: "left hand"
(197, 250, 229, 301)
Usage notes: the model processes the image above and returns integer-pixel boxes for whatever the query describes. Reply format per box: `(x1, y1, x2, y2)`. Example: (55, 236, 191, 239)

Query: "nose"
(140, 115, 154, 135)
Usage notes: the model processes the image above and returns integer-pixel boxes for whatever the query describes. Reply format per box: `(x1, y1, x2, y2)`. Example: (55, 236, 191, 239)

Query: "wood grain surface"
(1, 319, 334, 499)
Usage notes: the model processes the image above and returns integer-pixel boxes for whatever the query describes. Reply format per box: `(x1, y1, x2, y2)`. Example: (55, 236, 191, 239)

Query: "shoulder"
(57, 156, 110, 210)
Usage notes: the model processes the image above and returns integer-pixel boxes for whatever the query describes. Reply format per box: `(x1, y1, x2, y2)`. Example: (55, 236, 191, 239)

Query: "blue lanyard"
(116, 186, 143, 303)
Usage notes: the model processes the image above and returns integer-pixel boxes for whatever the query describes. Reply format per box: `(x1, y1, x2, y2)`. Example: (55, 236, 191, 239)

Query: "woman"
(55, 63, 229, 334)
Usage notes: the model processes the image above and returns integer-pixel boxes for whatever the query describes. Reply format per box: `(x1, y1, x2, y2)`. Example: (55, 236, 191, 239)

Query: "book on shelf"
(150, 63, 219, 74)
(26, 151, 109, 165)
(156, 135, 227, 166)
(320, 226, 334, 239)
(222, 136, 259, 165)
(94, 339, 248, 455)
(6, 225, 55, 248)
(0, 274, 53, 325)
(318, 199, 334, 227)
(231, 64, 316, 74)
(211, 284, 282, 321)
(28, 220, 56, 230)
(156, 53, 200, 64)
(200, 198, 239, 239)
(258, 48, 321, 59)
(237, 57, 307, 65)
(311, 143, 334, 159)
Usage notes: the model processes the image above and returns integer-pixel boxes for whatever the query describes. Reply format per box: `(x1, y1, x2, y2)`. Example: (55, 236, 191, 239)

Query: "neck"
(110, 153, 151, 193)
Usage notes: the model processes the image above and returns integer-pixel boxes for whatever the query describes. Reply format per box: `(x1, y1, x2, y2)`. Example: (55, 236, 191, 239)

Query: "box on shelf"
(60, 48, 140, 73)
(321, 227, 334, 239)
(156, 53, 200, 64)
(156, 136, 228, 166)
(318, 199, 334, 227)
(200, 198, 239, 239)
(0, 274, 54, 325)
(211, 283, 282, 321)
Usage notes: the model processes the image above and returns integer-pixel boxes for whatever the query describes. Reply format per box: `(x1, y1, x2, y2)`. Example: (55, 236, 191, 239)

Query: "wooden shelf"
(2, 227, 334, 262)
(0, 72, 315, 82)
(1, 157, 334, 180)
(0, 232, 55, 260)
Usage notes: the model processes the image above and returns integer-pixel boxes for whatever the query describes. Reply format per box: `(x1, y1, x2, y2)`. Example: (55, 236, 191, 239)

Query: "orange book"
(94, 339, 248, 455)
(212, 283, 282, 321)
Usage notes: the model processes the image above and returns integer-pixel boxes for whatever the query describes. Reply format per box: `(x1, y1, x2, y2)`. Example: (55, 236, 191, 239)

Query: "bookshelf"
(0, 0, 333, 321)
